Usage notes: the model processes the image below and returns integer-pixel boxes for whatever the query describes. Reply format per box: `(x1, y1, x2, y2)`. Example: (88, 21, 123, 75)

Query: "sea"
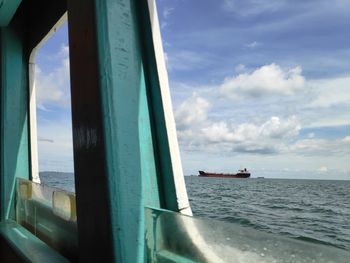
(39, 172, 350, 251)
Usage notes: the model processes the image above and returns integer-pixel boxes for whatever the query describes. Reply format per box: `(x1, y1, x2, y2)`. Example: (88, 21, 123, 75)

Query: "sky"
(35, 0, 350, 180)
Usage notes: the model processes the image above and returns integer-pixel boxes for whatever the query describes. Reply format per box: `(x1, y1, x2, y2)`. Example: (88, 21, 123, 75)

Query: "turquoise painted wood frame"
(0, 0, 22, 26)
(0, 3, 68, 263)
(68, 0, 190, 262)
(0, 8, 29, 221)
(1, 0, 190, 262)
(0, 0, 66, 221)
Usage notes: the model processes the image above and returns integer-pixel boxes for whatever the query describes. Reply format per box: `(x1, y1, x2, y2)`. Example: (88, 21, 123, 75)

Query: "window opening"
(30, 14, 75, 193)
(157, 0, 350, 252)
(15, 14, 78, 261)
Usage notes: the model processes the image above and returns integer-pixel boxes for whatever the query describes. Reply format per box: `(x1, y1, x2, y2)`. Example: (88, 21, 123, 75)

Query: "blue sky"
(35, 0, 350, 180)
(35, 24, 73, 172)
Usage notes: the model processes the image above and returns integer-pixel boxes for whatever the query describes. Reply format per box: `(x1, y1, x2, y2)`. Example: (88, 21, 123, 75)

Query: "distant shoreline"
(185, 175, 350, 181)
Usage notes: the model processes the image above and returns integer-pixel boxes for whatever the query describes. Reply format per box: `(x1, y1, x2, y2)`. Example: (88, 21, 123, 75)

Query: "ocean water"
(39, 172, 350, 251)
(185, 176, 350, 251)
(40, 171, 75, 193)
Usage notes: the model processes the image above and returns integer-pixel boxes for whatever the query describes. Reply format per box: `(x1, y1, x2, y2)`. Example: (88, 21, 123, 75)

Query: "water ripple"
(185, 177, 350, 251)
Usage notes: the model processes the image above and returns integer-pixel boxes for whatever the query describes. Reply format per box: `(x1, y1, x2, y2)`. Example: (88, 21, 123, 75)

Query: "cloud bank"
(220, 64, 305, 99)
(174, 63, 350, 164)
(35, 45, 71, 109)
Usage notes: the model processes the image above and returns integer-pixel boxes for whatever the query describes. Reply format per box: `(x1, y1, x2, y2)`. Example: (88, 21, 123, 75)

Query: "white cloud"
(178, 115, 301, 155)
(176, 108, 350, 159)
(223, 0, 287, 16)
(204, 116, 300, 150)
(306, 114, 350, 128)
(220, 64, 306, 99)
(37, 119, 74, 172)
(343, 136, 350, 143)
(175, 94, 211, 130)
(318, 166, 328, 172)
(160, 7, 174, 29)
(300, 75, 350, 128)
(244, 41, 260, 48)
(57, 44, 69, 58)
(202, 116, 300, 142)
(306, 76, 350, 108)
(165, 50, 210, 71)
(164, 52, 169, 68)
(35, 43, 73, 172)
(290, 136, 350, 156)
(260, 116, 301, 139)
(161, 22, 168, 29)
(35, 66, 64, 104)
(201, 122, 237, 142)
(170, 62, 350, 176)
(307, 132, 315, 138)
(163, 7, 174, 19)
(35, 45, 71, 109)
(235, 64, 246, 73)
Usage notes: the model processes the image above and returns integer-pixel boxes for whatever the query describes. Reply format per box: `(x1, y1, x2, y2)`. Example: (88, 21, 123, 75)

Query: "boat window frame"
(28, 13, 68, 184)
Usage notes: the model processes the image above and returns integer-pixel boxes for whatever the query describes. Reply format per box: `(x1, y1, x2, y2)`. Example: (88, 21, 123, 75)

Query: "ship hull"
(198, 171, 250, 178)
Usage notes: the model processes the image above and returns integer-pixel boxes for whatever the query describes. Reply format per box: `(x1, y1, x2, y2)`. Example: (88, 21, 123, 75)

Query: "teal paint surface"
(0, 0, 22, 26)
(136, 0, 181, 211)
(94, 0, 169, 262)
(0, 220, 70, 263)
(67, 0, 184, 261)
(138, 65, 162, 207)
(1, 21, 30, 220)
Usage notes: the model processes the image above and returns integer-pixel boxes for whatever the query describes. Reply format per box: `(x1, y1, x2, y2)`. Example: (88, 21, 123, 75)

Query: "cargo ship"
(198, 168, 250, 178)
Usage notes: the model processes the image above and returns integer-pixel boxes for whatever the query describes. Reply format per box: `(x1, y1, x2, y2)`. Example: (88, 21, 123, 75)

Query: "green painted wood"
(94, 1, 163, 261)
(0, 0, 66, 221)
(0, 1, 76, 261)
(0, 13, 30, 220)
(1, 0, 186, 262)
(0, 0, 22, 26)
(136, 0, 182, 212)
(67, 0, 184, 262)
(0, 220, 70, 263)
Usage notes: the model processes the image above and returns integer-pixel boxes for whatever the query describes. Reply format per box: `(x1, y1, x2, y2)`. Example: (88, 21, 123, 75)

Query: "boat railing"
(145, 206, 350, 263)
(14, 178, 350, 262)
(15, 178, 78, 261)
